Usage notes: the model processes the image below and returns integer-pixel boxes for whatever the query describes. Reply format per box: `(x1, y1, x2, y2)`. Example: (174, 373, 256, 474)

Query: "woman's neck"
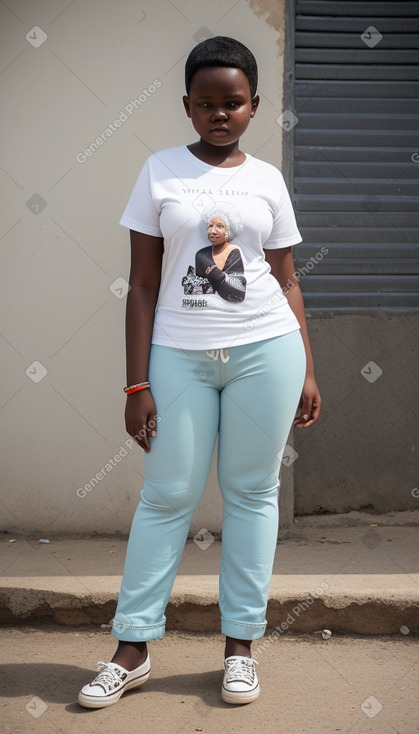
(212, 241, 228, 252)
(187, 139, 245, 167)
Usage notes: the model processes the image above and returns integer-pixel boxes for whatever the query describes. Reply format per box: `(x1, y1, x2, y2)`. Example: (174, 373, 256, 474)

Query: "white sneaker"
(78, 655, 150, 708)
(222, 655, 260, 704)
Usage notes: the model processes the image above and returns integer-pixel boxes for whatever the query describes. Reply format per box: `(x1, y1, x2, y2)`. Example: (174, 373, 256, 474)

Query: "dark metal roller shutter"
(289, 0, 419, 310)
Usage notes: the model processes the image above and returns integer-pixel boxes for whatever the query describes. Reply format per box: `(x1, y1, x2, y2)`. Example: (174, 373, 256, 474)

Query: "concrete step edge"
(1, 586, 418, 636)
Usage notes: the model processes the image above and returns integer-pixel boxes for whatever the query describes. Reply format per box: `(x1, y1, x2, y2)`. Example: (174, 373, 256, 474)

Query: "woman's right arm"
(124, 229, 164, 452)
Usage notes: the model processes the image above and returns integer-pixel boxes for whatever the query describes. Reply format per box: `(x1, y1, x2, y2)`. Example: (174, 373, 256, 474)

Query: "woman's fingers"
(125, 392, 159, 452)
(294, 379, 322, 428)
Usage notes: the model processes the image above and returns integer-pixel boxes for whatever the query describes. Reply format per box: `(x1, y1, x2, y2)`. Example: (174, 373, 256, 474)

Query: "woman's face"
(207, 215, 228, 245)
(183, 66, 259, 147)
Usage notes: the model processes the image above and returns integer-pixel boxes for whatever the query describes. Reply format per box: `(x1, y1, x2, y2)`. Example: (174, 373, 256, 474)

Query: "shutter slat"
(300, 227, 418, 244)
(295, 179, 419, 196)
(294, 194, 418, 212)
(295, 80, 419, 97)
(296, 2, 419, 17)
(296, 243, 418, 258)
(293, 1, 419, 309)
(295, 162, 419, 177)
(300, 293, 419, 309)
(295, 146, 416, 163)
(295, 98, 416, 113)
(295, 130, 419, 147)
(293, 258, 419, 275)
(297, 211, 419, 226)
(297, 274, 418, 292)
(295, 112, 419, 130)
(297, 16, 419, 33)
(296, 64, 419, 81)
(295, 47, 419, 59)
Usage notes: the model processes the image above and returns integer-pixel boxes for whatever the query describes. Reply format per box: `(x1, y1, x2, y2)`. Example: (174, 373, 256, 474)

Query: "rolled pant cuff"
(221, 617, 267, 640)
(111, 619, 165, 642)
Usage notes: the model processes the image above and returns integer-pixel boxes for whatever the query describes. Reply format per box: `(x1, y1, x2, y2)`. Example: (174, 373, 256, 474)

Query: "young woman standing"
(79, 35, 321, 709)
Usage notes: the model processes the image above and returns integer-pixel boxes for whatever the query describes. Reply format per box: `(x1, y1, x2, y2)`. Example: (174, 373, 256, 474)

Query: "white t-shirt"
(120, 145, 302, 350)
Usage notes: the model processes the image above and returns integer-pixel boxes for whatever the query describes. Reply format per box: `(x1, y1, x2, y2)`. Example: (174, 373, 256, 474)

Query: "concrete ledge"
(1, 515, 418, 635)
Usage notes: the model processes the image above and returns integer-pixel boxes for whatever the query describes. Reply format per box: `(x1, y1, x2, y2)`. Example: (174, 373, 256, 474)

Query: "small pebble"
(322, 629, 332, 640)
(9, 539, 16, 543)
(39, 538, 50, 544)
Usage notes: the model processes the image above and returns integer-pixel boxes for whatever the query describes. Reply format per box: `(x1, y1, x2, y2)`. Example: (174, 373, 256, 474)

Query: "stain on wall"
(246, 0, 286, 55)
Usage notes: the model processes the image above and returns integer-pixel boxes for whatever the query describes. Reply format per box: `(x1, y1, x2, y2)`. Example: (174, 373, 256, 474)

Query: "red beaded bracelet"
(123, 382, 150, 395)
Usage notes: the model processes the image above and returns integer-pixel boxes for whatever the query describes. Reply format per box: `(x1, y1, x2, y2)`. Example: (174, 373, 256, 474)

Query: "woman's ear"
(183, 95, 191, 118)
(250, 94, 260, 117)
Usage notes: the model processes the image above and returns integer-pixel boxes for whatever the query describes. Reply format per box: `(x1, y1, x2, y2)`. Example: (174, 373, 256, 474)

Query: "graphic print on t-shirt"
(181, 202, 247, 306)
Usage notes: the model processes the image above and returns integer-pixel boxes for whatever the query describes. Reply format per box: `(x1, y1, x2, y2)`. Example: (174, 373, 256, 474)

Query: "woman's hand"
(294, 374, 322, 429)
(125, 389, 159, 453)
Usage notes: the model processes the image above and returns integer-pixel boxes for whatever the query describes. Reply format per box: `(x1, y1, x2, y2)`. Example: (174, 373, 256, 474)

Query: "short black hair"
(185, 36, 258, 98)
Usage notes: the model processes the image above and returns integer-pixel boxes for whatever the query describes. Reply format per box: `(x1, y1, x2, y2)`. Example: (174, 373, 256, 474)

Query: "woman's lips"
(210, 127, 229, 132)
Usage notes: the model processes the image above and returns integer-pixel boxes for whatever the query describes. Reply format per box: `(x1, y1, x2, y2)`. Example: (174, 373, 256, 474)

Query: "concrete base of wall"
(294, 312, 418, 514)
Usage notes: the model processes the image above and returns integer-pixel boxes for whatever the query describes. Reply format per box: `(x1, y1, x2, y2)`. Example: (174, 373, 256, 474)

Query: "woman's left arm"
(264, 246, 321, 428)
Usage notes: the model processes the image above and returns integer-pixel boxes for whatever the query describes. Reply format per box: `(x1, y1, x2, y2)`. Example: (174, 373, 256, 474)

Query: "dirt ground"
(0, 625, 418, 734)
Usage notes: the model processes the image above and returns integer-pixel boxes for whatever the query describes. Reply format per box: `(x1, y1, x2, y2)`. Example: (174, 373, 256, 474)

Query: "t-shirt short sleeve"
(263, 172, 302, 250)
(119, 158, 162, 237)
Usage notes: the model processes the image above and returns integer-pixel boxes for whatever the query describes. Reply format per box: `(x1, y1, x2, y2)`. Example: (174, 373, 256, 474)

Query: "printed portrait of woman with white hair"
(195, 204, 247, 303)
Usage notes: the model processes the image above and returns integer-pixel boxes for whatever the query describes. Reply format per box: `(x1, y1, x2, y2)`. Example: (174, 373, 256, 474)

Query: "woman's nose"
(211, 108, 228, 120)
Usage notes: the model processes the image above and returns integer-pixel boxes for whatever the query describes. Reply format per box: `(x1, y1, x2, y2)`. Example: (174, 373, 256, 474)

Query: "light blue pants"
(112, 330, 306, 642)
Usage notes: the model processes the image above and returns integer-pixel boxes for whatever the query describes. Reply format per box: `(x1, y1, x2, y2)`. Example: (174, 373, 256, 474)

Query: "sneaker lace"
(225, 657, 258, 684)
(92, 661, 124, 689)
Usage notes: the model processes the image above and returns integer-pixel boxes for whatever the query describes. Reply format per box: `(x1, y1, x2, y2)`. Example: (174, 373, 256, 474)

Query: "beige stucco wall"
(0, 0, 286, 535)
